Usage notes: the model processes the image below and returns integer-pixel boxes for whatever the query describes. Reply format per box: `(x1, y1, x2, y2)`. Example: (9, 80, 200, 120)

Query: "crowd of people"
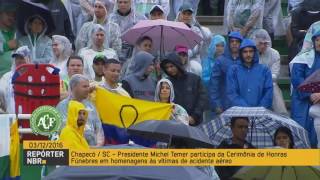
(0, 0, 320, 179)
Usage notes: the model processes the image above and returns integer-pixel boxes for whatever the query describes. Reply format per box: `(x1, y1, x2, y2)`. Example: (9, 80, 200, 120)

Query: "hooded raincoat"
(122, 51, 156, 101)
(225, 0, 265, 37)
(208, 32, 242, 113)
(50, 35, 72, 79)
(202, 35, 226, 88)
(18, 15, 53, 64)
(75, 0, 122, 55)
(134, 0, 170, 17)
(289, 31, 320, 147)
(56, 97, 105, 146)
(167, 0, 200, 21)
(226, 39, 273, 108)
(252, 29, 288, 114)
(78, 24, 119, 80)
(160, 52, 208, 126)
(109, 0, 147, 34)
(154, 78, 189, 125)
(59, 100, 90, 149)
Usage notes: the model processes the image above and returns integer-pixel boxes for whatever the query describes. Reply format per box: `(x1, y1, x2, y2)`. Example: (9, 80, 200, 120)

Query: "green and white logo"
(30, 106, 62, 137)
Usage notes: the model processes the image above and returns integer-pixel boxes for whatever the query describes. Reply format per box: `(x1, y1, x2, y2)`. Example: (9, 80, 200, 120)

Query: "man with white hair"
(56, 74, 105, 146)
(0, 46, 31, 113)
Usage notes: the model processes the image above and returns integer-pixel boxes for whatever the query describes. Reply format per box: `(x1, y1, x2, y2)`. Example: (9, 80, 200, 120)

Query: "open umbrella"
(44, 166, 211, 180)
(298, 69, 320, 93)
(127, 120, 214, 148)
(17, 0, 55, 35)
(233, 166, 320, 180)
(201, 107, 310, 148)
(121, 19, 202, 57)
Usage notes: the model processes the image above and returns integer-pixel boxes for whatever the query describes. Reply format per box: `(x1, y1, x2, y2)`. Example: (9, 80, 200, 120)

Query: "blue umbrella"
(201, 107, 311, 148)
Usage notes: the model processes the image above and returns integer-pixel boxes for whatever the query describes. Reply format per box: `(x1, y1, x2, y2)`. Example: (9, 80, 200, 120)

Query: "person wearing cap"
(122, 51, 156, 101)
(0, 1, 18, 77)
(0, 46, 31, 113)
(18, 15, 53, 64)
(78, 24, 119, 80)
(209, 32, 243, 115)
(160, 52, 208, 126)
(225, 0, 265, 38)
(75, 0, 122, 56)
(252, 29, 287, 115)
(91, 54, 107, 83)
(149, 4, 166, 20)
(174, 45, 202, 77)
(226, 39, 273, 109)
(56, 74, 105, 146)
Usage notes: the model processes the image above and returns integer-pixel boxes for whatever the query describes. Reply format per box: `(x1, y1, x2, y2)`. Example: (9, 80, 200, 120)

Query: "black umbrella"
(44, 166, 211, 180)
(127, 120, 214, 148)
(17, 0, 55, 35)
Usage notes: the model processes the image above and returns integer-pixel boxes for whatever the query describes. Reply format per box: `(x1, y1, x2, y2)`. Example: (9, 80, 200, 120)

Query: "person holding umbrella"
(290, 30, 320, 148)
(0, 1, 18, 77)
(18, 15, 53, 64)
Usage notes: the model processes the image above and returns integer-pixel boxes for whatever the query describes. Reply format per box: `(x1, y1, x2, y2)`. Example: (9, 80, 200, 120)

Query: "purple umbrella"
(298, 69, 320, 93)
(121, 19, 202, 55)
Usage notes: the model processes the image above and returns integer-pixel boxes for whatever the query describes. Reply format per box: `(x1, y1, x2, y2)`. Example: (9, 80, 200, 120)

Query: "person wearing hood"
(122, 51, 156, 101)
(135, 0, 170, 18)
(226, 39, 273, 109)
(18, 15, 53, 64)
(75, 0, 122, 55)
(120, 36, 154, 80)
(59, 100, 90, 149)
(0, 46, 31, 114)
(78, 24, 119, 80)
(109, 0, 147, 34)
(50, 35, 72, 79)
(225, 0, 265, 38)
(57, 74, 105, 146)
(0, 1, 18, 77)
(290, 30, 320, 147)
(35, 0, 75, 45)
(174, 45, 202, 77)
(253, 29, 288, 115)
(209, 32, 242, 115)
(289, 0, 320, 61)
(167, 0, 200, 21)
(201, 35, 226, 88)
(149, 4, 166, 20)
(160, 52, 208, 126)
(155, 78, 189, 125)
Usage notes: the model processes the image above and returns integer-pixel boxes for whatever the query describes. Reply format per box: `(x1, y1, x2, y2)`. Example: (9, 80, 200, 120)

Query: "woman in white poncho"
(252, 29, 288, 114)
(50, 35, 72, 79)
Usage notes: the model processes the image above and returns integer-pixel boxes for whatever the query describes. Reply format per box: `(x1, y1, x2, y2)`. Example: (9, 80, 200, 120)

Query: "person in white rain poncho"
(0, 46, 31, 113)
(252, 29, 288, 115)
(78, 24, 119, 80)
(134, 0, 170, 18)
(109, 0, 147, 34)
(75, 0, 122, 55)
(225, 0, 265, 38)
(167, 0, 200, 21)
(263, 0, 286, 39)
(154, 78, 189, 125)
(50, 35, 72, 79)
(18, 15, 53, 64)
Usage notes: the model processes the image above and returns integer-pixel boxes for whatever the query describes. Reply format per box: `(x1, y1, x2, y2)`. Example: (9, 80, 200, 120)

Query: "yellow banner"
(94, 87, 173, 128)
(68, 149, 320, 166)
